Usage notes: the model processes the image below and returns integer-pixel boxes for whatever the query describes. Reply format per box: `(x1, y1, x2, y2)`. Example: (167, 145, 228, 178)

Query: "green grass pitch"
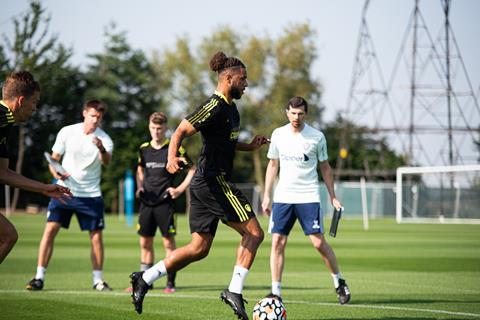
(0, 213, 479, 319)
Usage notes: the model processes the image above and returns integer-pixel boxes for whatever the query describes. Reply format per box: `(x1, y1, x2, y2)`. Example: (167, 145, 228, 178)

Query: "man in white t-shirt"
(26, 100, 114, 292)
(262, 96, 351, 305)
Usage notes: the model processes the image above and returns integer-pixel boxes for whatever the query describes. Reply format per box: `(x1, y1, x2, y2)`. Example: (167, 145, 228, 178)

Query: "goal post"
(396, 164, 480, 224)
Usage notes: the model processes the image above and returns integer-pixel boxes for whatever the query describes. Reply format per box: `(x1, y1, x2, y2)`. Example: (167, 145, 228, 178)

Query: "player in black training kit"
(130, 52, 269, 319)
(126, 112, 195, 294)
(0, 71, 71, 264)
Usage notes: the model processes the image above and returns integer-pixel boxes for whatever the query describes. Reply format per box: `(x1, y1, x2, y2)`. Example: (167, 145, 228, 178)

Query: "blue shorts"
(269, 203, 324, 236)
(47, 197, 105, 231)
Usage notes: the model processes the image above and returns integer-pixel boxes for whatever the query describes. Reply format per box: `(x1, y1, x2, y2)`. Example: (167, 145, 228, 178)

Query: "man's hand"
(92, 136, 106, 152)
(135, 187, 144, 199)
(262, 196, 272, 216)
(167, 187, 181, 199)
(332, 197, 342, 211)
(55, 172, 70, 181)
(42, 184, 72, 204)
(249, 135, 270, 151)
(166, 157, 188, 174)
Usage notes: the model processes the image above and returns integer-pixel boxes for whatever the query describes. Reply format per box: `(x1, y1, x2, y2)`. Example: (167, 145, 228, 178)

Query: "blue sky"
(3, 0, 479, 165)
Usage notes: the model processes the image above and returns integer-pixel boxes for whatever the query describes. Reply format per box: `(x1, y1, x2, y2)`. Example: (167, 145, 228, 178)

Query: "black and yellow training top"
(137, 139, 191, 206)
(0, 100, 15, 159)
(185, 91, 240, 181)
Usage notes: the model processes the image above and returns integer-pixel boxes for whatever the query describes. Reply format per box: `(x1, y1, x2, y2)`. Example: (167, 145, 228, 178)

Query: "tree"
(1, 1, 82, 210)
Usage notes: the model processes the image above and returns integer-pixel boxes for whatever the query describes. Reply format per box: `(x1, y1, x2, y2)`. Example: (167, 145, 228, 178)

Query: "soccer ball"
(252, 296, 287, 320)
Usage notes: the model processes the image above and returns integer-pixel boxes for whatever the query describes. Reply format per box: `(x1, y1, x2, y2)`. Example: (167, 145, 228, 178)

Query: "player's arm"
(261, 159, 279, 216)
(0, 157, 72, 201)
(135, 165, 145, 198)
(236, 135, 270, 151)
(92, 136, 111, 166)
(319, 160, 342, 210)
(168, 164, 196, 199)
(166, 119, 197, 174)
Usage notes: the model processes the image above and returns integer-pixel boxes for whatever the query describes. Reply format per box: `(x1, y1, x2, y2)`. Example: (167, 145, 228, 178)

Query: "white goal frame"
(396, 164, 480, 224)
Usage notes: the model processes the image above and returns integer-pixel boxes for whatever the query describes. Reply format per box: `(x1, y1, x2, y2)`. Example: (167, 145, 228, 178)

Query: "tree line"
(0, 1, 405, 212)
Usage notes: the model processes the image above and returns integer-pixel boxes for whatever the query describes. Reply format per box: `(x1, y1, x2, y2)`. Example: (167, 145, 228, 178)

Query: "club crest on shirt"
(230, 130, 239, 141)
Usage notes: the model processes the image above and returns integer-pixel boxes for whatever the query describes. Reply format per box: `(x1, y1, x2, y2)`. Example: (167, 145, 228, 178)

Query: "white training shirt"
(52, 123, 113, 197)
(267, 123, 328, 204)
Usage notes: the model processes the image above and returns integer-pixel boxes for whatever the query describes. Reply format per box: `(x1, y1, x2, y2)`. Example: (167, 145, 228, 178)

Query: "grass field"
(0, 213, 479, 320)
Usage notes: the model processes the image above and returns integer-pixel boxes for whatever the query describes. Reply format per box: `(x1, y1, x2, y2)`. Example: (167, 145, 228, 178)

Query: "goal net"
(396, 164, 480, 224)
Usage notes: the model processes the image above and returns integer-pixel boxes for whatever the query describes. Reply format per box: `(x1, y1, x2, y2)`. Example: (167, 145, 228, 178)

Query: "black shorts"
(189, 175, 256, 236)
(137, 201, 176, 237)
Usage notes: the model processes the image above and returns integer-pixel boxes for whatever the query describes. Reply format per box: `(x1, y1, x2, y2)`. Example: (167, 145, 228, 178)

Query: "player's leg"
(296, 203, 350, 304)
(140, 236, 154, 266)
(77, 196, 111, 291)
(125, 205, 156, 292)
(268, 203, 296, 298)
(0, 213, 18, 264)
(155, 202, 177, 292)
(308, 233, 339, 273)
(270, 233, 288, 297)
(308, 233, 350, 304)
(220, 218, 263, 320)
(138, 203, 156, 267)
(162, 235, 177, 293)
(130, 184, 218, 314)
(27, 198, 71, 290)
(130, 232, 214, 314)
(26, 221, 61, 290)
(90, 229, 104, 272)
(214, 175, 263, 320)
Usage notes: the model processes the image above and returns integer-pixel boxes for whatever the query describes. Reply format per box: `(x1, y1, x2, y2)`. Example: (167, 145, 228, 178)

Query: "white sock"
(272, 281, 282, 297)
(35, 266, 46, 280)
(228, 265, 249, 294)
(142, 260, 167, 285)
(93, 270, 103, 286)
(332, 273, 342, 288)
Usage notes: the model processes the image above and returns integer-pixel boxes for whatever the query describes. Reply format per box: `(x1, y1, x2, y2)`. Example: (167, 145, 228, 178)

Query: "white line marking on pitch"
(2, 290, 479, 318)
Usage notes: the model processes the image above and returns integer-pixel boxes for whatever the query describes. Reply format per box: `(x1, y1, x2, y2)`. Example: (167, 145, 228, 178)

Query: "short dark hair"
(209, 51, 246, 74)
(2, 71, 40, 101)
(83, 99, 106, 113)
(149, 111, 167, 125)
(287, 96, 308, 113)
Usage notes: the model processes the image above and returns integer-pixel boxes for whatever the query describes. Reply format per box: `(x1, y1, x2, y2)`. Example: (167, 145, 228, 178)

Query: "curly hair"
(209, 51, 245, 73)
(2, 71, 40, 101)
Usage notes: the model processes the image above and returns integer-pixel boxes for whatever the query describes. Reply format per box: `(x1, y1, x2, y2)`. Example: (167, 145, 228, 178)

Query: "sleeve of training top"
(51, 126, 68, 155)
(317, 132, 328, 162)
(137, 144, 146, 167)
(267, 129, 279, 159)
(185, 97, 222, 131)
(101, 133, 114, 154)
